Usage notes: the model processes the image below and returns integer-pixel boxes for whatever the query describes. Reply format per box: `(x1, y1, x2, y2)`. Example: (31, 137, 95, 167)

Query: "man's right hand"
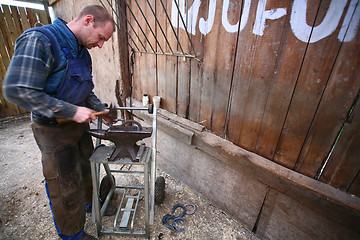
(72, 106, 96, 123)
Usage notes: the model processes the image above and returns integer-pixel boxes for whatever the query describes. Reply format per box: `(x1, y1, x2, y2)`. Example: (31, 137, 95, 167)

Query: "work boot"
(79, 232, 97, 240)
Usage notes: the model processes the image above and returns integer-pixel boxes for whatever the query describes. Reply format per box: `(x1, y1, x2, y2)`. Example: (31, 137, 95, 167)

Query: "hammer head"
(107, 103, 117, 120)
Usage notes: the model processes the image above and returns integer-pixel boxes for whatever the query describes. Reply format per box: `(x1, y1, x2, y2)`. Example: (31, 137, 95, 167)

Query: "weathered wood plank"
(254, 2, 309, 160)
(0, 29, 10, 69)
(134, 0, 149, 101)
(0, 28, 9, 116)
(2, 5, 17, 47)
(297, 1, 360, 179)
(188, 60, 203, 122)
(176, 1, 191, 118)
(226, 0, 258, 145)
(143, 0, 157, 101)
(129, 0, 143, 101)
(257, 189, 360, 239)
(188, 0, 207, 123)
(227, 0, 289, 149)
(25, 8, 37, 28)
(319, 96, 360, 191)
(349, 174, 360, 197)
(201, 0, 239, 136)
(236, 0, 291, 149)
(10, 6, 23, 35)
(18, 7, 31, 31)
(134, 0, 158, 103)
(176, 55, 191, 117)
(274, 0, 346, 171)
(320, 106, 360, 193)
(32, 8, 50, 26)
(116, 0, 131, 115)
(289, 1, 354, 176)
(156, 0, 177, 113)
(155, 0, 167, 108)
(0, 5, 15, 57)
(196, 0, 216, 130)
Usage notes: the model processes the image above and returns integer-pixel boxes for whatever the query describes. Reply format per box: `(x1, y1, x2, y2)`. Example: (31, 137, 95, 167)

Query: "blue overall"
(27, 24, 95, 239)
(25, 25, 94, 106)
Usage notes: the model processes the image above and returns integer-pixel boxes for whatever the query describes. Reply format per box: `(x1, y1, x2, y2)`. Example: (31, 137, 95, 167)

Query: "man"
(3, 5, 115, 240)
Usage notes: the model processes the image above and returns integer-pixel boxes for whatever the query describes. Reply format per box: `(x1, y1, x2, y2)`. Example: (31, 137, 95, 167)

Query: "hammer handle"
(57, 110, 108, 123)
(93, 110, 109, 117)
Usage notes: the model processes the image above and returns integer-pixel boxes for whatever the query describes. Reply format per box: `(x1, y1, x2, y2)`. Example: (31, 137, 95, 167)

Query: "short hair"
(78, 5, 115, 31)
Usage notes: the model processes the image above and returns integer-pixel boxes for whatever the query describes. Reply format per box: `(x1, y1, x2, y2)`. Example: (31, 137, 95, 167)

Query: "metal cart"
(89, 104, 159, 239)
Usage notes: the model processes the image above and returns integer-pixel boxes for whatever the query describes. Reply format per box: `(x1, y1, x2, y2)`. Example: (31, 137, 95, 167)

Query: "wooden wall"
(127, 0, 360, 197)
(0, 4, 50, 117)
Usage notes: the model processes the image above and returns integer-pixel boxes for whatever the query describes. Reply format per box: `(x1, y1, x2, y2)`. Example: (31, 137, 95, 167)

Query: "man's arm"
(86, 91, 106, 112)
(3, 31, 77, 119)
(85, 92, 115, 124)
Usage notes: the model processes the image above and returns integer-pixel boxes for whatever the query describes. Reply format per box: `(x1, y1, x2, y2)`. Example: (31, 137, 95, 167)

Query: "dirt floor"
(0, 115, 260, 240)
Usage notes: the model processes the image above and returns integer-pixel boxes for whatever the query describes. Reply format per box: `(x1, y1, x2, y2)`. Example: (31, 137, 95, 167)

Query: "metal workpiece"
(161, 203, 197, 232)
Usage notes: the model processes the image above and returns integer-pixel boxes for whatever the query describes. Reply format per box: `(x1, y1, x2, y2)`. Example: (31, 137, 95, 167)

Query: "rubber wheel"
(155, 176, 165, 204)
(99, 175, 115, 203)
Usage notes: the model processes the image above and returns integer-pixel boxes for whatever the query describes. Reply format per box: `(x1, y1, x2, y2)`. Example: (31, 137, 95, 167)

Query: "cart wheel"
(99, 175, 115, 203)
(155, 176, 165, 204)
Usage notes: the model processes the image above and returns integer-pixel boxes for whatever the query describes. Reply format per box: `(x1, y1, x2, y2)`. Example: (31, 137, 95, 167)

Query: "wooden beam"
(116, 0, 130, 120)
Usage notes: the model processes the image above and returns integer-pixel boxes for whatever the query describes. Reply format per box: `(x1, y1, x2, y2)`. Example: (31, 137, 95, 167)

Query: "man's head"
(68, 5, 116, 49)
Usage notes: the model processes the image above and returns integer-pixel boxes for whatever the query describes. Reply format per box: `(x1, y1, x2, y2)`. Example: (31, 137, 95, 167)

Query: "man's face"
(81, 17, 114, 49)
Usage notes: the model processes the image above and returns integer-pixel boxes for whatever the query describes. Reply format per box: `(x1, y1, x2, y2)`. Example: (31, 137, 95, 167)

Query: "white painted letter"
(338, 0, 360, 42)
(290, 0, 347, 43)
(199, 0, 216, 35)
(222, 0, 251, 33)
(171, 0, 201, 35)
(253, 0, 287, 36)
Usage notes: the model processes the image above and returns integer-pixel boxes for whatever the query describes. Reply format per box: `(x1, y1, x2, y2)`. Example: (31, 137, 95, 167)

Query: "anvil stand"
(89, 105, 157, 239)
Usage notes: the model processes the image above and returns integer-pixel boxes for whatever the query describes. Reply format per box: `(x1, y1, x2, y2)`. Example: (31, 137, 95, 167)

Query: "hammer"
(93, 103, 117, 118)
(57, 103, 117, 123)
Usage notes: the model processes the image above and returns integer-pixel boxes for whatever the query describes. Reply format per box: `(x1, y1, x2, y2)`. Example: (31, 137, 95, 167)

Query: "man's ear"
(83, 15, 94, 26)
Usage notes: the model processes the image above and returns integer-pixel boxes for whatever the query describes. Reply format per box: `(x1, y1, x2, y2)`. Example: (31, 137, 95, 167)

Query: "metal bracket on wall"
(99, 0, 200, 62)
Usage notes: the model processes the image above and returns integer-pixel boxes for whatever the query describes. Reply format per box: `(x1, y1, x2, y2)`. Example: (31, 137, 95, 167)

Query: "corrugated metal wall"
(126, 0, 360, 196)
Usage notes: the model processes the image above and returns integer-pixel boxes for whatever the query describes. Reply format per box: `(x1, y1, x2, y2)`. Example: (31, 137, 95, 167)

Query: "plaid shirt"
(3, 23, 104, 119)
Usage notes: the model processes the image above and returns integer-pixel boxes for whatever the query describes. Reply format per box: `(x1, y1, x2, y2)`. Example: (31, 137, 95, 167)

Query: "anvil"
(88, 120, 152, 161)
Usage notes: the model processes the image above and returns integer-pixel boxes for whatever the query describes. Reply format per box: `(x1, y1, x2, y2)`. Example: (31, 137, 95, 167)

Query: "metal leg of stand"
(91, 161, 102, 237)
(144, 156, 150, 238)
(100, 163, 116, 218)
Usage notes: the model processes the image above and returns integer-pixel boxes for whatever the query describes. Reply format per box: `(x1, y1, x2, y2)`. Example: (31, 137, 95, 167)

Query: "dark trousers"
(32, 122, 94, 235)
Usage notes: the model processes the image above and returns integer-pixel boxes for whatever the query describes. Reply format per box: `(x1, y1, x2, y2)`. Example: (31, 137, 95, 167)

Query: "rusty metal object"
(88, 120, 152, 161)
